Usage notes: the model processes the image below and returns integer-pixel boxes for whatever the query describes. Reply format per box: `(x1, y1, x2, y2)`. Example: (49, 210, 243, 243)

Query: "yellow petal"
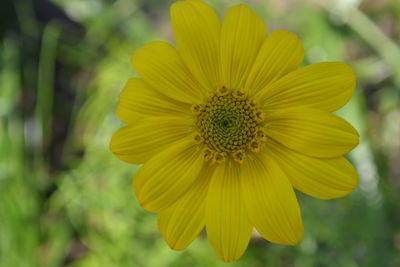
(241, 153, 304, 245)
(266, 139, 359, 199)
(245, 30, 304, 97)
(220, 4, 266, 89)
(264, 108, 359, 158)
(205, 159, 252, 262)
(110, 116, 193, 164)
(256, 62, 356, 112)
(116, 78, 191, 123)
(131, 41, 205, 103)
(158, 163, 215, 250)
(171, 0, 221, 90)
(133, 138, 204, 212)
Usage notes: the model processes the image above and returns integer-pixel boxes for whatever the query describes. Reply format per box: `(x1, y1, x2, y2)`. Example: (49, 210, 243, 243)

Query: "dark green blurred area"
(1, 0, 400, 266)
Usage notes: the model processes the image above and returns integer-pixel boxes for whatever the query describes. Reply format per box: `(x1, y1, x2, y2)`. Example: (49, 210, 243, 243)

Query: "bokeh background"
(1, 0, 400, 266)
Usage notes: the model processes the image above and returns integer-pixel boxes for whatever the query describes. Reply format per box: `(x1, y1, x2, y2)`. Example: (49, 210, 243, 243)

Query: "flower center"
(192, 86, 267, 164)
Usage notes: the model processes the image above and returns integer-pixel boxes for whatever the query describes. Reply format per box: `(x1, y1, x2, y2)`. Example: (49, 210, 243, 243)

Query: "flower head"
(110, 0, 359, 262)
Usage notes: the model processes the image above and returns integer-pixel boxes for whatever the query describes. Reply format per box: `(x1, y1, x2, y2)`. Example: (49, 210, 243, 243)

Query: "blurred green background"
(1, 0, 400, 266)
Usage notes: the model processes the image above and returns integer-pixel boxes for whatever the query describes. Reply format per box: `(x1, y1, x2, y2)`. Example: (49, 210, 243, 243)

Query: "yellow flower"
(110, 0, 359, 262)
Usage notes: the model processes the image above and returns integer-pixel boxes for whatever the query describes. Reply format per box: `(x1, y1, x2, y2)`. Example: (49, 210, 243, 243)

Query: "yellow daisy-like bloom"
(110, 0, 359, 262)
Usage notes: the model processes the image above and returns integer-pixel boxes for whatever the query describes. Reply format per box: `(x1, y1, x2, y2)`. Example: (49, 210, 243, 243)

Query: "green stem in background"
(316, 0, 400, 86)
(0, 39, 39, 267)
(35, 22, 60, 174)
(346, 8, 400, 84)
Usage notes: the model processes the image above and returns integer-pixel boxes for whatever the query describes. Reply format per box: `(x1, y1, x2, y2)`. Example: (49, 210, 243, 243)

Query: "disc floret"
(192, 87, 267, 164)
